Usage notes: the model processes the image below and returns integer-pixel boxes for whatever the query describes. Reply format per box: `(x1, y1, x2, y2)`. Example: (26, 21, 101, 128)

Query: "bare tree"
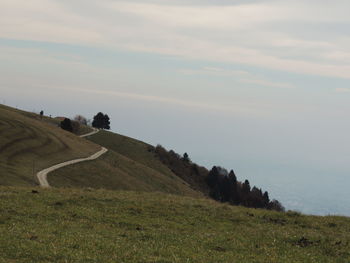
(74, 115, 87, 125)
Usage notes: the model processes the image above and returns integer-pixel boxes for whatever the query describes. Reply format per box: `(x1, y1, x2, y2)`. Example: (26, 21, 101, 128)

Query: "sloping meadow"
(0, 187, 349, 263)
(0, 105, 100, 186)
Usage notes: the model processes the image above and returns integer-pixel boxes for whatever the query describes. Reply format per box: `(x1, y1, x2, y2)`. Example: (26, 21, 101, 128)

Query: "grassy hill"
(1, 186, 349, 263)
(87, 130, 175, 178)
(0, 104, 100, 186)
(49, 130, 201, 197)
(0, 105, 200, 197)
(1, 104, 349, 262)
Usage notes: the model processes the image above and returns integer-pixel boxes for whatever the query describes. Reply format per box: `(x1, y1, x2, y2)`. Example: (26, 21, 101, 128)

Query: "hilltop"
(0, 104, 200, 197)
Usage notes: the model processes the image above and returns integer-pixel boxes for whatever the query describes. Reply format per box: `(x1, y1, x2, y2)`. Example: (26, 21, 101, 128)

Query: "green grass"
(49, 150, 200, 197)
(0, 105, 100, 186)
(0, 104, 62, 126)
(74, 124, 93, 136)
(49, 131, 200, 197)
(0, 187, 349, 263)
(0, 104, 93, 136)
(87, 130, 173, 177)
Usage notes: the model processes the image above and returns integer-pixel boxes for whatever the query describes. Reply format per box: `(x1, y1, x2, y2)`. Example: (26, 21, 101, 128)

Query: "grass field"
(0, 105, 100, 186)
(0, 187, 349, 263)
(49, 131, 200, 197)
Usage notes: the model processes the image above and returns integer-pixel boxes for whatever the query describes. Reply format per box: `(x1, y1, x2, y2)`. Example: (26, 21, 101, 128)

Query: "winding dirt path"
(36, 129, 108, 188)
(79, 128, 100, 138)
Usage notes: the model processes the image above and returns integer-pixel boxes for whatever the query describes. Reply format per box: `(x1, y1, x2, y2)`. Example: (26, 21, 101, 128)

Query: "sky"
(1, 0, 350, 215)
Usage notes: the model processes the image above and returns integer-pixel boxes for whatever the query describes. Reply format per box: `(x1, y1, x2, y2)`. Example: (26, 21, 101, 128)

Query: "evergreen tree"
(92, 112, 104, 128)
(207, 166, 222, 200)
(228, 170, 239, 204)
(250, 187, 263, 208)
(242, 179, 251, 206)
(263, 191, 270, 208)
(104, 114, 111, 130)
(207, 166, 219, 188)
(220, 175, 231, 202)
(242, 179, 251, 194)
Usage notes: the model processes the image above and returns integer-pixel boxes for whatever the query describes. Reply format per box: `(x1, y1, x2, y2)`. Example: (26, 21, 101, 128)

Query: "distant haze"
(1, 0, 350, 215)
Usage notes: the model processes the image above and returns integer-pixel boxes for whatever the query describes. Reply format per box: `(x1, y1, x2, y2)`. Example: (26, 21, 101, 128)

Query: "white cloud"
(1, 0, 350, 79)
(180, 66, 295, 89)
(106, 1, 350, 28)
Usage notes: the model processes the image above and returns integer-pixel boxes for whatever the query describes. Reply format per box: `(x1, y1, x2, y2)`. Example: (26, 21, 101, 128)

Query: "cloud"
(0, 45, 97, 73)
(0, 0, 101, 43)
(1, 0, 350, 79)
(181, 67, 295, 89)
(335, 88, 350, 93)
(0, 83, 272, 117)
(239, 78, 294, 89)
(180, 67, 249, 77)
(70, 87, 267, 116)
(106, 1, 350, 28)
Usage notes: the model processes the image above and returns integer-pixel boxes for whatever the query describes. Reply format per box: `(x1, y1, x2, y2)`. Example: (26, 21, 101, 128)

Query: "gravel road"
(36, 129, 107, 187)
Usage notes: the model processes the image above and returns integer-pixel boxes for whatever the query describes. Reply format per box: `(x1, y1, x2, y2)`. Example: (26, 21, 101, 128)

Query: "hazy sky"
(1, 0, 350, 215)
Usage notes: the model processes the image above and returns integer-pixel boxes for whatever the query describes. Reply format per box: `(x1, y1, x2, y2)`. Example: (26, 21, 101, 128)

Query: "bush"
(70, 120, 80, 134)
(60, 118, 73, 132)
(268, 199, 285, 212)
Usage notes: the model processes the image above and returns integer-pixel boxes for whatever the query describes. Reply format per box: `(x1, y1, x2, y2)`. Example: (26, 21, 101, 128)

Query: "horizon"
(1, 0, 350, 216)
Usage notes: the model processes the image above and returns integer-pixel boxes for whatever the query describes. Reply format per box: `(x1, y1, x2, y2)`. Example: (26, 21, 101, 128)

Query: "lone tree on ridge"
(92, 112, 110, 130)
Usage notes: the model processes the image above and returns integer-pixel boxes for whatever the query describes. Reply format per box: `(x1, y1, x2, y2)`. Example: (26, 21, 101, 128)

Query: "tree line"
(207, 166, 284, 211)
(154, 145, 284, 212)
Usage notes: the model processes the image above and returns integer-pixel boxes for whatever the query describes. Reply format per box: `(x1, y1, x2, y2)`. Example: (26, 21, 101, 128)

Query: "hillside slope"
(0, 105, 200, 197)
(49, 131, 201, 197)
(1, 187, 349, 263)
(0, 105, 100, 186)
(88, 130, 175, 178)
